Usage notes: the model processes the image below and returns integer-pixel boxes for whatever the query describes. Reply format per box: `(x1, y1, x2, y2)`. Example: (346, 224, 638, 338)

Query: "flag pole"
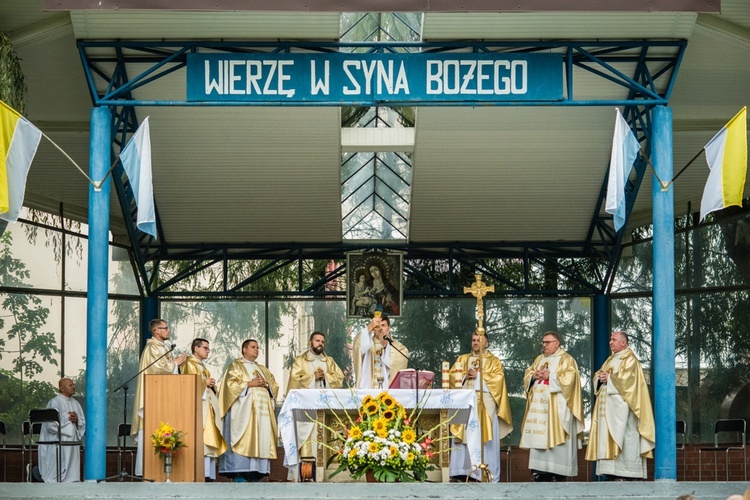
(39, 131, 101, 190)
(668, 148, 704, 185)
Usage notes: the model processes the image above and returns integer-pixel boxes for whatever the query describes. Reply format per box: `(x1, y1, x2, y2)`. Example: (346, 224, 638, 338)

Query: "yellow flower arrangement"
(327, 391, 439, 482)
(150, 422, 187, 458)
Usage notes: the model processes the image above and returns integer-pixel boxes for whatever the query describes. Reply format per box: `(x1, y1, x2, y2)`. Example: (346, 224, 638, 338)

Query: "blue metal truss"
(76, 39, 686, 298)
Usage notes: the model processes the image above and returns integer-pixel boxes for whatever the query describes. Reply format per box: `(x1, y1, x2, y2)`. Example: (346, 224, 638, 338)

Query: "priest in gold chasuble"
(131, 318, 188, 476)
(585, 331, 655, 480)
(181, 338, 227, 481)
(285, 331, 345, 480)
(519, 331, 584, 481)
(448, 332, 513, 483)
(217, 339, 279, 482)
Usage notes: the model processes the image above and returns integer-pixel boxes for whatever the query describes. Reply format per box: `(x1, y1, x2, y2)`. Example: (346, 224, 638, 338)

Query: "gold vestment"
(449, 351, 513, 443)
(181, 355, 228, 457)
(520, 348, 584, 449)
(130, 337, 178, 437)
(585, 348, 655, 461)
(217, 358, 279, 459)
(286, 351, 345, 391)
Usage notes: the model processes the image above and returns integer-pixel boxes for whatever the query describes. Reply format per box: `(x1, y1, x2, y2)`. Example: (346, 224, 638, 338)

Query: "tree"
(0, 231, 59, 440)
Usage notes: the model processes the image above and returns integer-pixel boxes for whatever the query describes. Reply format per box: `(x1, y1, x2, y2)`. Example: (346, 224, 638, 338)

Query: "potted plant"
(150, 422, 187, 481)
(327, 391, 440, 482)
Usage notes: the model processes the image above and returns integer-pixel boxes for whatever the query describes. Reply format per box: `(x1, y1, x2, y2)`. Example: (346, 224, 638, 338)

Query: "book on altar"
(389, 369, 435, 390)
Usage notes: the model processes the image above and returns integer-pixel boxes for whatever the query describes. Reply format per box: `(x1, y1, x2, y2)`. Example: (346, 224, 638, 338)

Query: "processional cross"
(463, 273, 495, 482)
(464, 274, 494, 336)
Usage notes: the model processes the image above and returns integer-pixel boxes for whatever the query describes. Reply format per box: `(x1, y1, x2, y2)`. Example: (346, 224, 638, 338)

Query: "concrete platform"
(0, 481, 747, 500)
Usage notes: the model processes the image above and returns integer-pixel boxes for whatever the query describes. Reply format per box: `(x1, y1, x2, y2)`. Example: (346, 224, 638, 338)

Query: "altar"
(278, 388, 480, 482)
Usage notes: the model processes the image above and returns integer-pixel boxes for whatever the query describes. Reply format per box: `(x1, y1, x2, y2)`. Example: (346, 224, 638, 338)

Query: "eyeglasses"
(198, 346, 210, 350)
(156, 326, 170, 330)
(541, 340, 558, 345)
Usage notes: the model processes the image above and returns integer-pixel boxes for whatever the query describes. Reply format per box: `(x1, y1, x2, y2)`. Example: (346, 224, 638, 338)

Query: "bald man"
(39, 378, 86, 482)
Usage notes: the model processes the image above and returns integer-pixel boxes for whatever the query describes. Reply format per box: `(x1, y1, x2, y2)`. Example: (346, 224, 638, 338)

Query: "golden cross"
(463, 274, 494, 332)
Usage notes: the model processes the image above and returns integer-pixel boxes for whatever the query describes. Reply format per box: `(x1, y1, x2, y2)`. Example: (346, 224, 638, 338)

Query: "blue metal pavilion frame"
(79, 39, 681, 481)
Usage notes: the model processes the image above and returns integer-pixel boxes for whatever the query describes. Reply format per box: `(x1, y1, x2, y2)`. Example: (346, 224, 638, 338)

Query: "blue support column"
(593, 293, 610, 370)
(592, 293, 610, 481)
(84, 106, 112, 481)
(141, 296, 159, 349)
(652, 105, 676, 481)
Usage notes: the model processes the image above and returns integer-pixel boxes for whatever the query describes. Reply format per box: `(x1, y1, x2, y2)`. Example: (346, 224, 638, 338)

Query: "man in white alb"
(352, 313, 408, 389)
(519, 331, 584, 481)
(586, 331, 655, 480)
(38, 378, 86, 482)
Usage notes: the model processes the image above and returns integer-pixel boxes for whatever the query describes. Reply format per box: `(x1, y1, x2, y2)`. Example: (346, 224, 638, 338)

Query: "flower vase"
(163, 451, 173, 482)
(365, 470, 377, 483)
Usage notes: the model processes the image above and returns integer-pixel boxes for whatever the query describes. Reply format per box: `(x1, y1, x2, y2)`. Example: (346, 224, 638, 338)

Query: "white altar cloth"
(279, 388, 480, 471)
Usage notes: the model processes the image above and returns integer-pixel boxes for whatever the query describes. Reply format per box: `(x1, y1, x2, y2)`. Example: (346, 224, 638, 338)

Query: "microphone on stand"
(382, 334, 393, 344)
(169, 343, 177, 351)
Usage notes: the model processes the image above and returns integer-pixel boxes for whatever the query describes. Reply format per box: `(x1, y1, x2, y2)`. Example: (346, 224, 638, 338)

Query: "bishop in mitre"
(586, 330, 655, 480)
(352, 313, 408, 389)
(448, 332, 513, 482)
(217, 338, 279, 482)
(181, 337, 227, 481)
(519, 331, 584, 481)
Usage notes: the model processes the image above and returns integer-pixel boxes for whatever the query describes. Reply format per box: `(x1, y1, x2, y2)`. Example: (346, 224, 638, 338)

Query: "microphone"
(383, 334, 393, 344)
(170, 343, 177, 351)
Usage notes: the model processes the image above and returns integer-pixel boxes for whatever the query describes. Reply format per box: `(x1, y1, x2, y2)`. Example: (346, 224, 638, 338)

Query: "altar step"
(0, 481, 743, 500)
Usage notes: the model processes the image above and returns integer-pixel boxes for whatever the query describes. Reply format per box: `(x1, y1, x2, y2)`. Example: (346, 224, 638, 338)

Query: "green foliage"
(0, 231, 60, 443)
(0, 370, 56, 443)
(0, 232, 60, 378)
(0, 32, 27, 113)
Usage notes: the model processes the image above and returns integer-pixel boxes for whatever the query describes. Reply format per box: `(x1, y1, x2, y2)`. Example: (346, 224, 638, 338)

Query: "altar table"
(278, 388, 480, 482)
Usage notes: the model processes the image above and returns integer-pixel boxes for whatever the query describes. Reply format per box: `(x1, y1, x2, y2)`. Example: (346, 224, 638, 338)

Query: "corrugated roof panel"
(70, 11, 341, 40)
(423, 12, 697, 40)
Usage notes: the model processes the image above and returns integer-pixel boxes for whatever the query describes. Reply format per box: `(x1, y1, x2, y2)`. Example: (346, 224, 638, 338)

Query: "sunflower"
(364, 402, 379, 415)
(397, 405, 407, 419)
(349, 449, 358, 459)
(368, 442, 380, 453)
(389, 445, 399, 458)
(381, 394, 396, 409)
(402, 427, 417, 444)
(382, 409, 395, 421)
(406, 451, 415, 462)
(375, 391, 390, 402)
(362, 395, 373, 406)
(348, 426, 363, 439)
(372, 417, 388, 434)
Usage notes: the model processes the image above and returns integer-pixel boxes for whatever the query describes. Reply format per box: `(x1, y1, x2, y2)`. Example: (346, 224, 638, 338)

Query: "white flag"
(119, 117, 157, 238)
(605, 108, 641, 232)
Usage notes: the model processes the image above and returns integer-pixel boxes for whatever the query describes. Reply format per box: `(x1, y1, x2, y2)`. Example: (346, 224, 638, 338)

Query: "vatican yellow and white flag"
(0, 100, 42, 223)
(700, 106, 747, 221)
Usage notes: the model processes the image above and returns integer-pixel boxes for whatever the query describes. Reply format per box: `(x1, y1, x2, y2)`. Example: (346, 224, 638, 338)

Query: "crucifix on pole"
(463, 273, 494, 482)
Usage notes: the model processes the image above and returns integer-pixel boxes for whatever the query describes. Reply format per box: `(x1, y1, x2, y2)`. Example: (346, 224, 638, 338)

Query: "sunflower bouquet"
(327, 391, 438, 482)
(151, 422, 187, 458)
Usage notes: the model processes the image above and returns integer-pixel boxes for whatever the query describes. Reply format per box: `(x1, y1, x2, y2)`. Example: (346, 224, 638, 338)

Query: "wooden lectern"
(143, 374, 204, 482)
